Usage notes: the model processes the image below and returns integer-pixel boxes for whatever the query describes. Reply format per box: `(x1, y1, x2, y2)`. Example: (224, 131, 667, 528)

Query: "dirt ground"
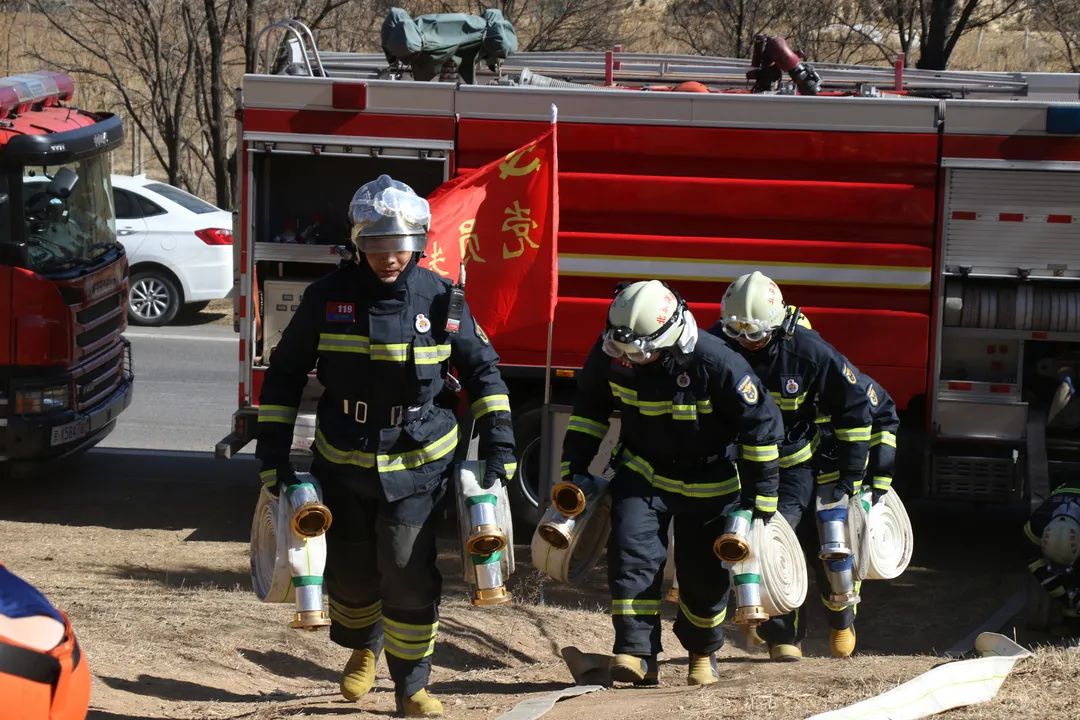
(3, 453, 1079, 720)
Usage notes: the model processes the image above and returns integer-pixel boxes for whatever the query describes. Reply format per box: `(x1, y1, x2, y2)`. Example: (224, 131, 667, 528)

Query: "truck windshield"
(21, 154, 116, 273)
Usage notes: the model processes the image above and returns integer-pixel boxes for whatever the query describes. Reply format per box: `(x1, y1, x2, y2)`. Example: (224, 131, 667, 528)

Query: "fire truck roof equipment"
(0, 72, 75, 118)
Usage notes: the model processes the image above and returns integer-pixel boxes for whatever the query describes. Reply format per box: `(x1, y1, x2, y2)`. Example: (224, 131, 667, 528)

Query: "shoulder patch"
(475, 322, 490, 346)
(325, 301, 355, 323)
(842, 364, 858, 385)
(867, 384, 880, 407)
(736, 374, 760, 405)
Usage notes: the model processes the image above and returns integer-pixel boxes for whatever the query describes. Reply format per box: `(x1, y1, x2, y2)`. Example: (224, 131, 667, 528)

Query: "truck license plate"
(50, 417, 90, 446)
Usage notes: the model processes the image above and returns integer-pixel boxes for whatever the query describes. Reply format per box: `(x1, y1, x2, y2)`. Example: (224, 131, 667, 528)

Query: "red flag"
(419, 125, 559, 352)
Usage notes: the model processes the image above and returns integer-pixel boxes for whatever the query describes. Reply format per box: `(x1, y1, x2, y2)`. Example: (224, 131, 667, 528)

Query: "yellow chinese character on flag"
(501, 201, 540, 259)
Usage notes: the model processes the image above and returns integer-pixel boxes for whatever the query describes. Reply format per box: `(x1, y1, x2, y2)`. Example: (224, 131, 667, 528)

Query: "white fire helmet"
(603, 280, 698, 363)
(348, 174, 430, 253)
(1042, 502, 1080, 569)
(719, 271, 788, 342)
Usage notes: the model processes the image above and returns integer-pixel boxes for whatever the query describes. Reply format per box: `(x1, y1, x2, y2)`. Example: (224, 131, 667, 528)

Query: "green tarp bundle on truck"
(381, 7, 518, 84)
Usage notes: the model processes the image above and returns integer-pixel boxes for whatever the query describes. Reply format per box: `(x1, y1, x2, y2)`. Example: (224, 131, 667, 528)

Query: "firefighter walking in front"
(255, 175, 516, 717)
(713, 271, 872, 661)
(561, 280, 784, 686)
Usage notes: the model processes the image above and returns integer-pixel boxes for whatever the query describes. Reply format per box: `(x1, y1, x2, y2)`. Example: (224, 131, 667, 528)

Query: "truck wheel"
(128, 270, 181, 326)
(508, 403, 544, 534)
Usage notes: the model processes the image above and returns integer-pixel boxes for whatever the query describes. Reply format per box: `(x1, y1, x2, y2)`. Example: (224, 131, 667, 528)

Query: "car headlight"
(14, 385, 70, 414)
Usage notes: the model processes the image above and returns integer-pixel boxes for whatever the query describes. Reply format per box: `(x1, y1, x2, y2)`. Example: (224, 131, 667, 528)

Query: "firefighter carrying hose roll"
(1025, 485, 1080, 623)
(712, 271, 872, 661)
(561, 279, 783, 687)
(255, 175, 516, 717)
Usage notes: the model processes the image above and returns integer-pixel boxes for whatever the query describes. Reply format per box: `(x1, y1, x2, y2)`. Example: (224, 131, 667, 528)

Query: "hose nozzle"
(713, 509, 752, 563)
(292, 501, 333, 537)
(552, 481, 587, 517)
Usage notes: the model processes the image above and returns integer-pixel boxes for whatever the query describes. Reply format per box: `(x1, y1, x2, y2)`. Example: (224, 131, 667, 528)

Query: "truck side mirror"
(47, 167, 78, 199)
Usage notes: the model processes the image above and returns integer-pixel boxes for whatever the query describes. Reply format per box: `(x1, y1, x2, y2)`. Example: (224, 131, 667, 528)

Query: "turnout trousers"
(314, 456, 446, 698)
(756, 462, 855, 648)
(608, 467, 734, 658)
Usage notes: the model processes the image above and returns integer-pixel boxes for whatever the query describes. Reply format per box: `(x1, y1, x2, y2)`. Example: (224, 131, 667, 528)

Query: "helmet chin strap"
(662, 306, 698, 370)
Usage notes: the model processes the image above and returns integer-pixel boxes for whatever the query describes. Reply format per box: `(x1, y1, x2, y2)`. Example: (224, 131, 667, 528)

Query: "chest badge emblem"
(785, 377, 800, 395)
(676, 372, 690, 388)
(415, 313, 431, 334)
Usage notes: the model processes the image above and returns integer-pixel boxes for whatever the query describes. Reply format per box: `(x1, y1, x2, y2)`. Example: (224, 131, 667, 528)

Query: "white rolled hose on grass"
(807, 632, 1031, 720)
(250, 473, 330, 604)
(750, 515, 808, 615)
(530, 476, 612, 585)
(849, 490, 914, 582)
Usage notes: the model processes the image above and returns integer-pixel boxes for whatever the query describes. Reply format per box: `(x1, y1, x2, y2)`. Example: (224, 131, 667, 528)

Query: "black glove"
(261, 465, 298, 491)
(871, 486, 889, 505)
(744, 497, 776, 523)
(481, 447, 516, 490)
(481, 465, 504, 490)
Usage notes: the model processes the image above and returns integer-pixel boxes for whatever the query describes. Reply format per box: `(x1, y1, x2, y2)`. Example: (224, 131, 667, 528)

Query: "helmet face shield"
(349, 175, 430, 254)
(719, 316, 772, 342)
(602, 308, 684, 364)
(1043, 501, 1080, 571)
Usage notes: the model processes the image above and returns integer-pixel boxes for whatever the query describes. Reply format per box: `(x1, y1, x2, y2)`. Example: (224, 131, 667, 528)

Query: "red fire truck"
(0, 71, 133, 476)
(217, 20, 1080, 526)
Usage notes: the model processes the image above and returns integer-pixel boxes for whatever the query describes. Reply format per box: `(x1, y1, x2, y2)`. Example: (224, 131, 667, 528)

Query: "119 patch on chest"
(325, 302, 355, 323)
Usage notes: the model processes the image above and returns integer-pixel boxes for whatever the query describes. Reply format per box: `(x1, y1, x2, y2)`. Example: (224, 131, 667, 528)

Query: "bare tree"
(670, 0, 788, 57)
(496, 0, 637, 51)
(874, 0, 1027, 69)
(28, 0, 196, 187)
(1043, 0, 1080, 72)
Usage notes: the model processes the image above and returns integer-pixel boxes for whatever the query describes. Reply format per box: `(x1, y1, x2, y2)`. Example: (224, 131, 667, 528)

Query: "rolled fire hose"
(807, 632, 1030, 720)
(729, 516, 807, 618)
(530, 475, 612, 586)
(250, 473, 333, 629)
(849, 490, 914, 581)
(456, 461, 515, 606)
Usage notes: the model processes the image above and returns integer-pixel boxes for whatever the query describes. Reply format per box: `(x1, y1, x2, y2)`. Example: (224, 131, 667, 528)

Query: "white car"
(111, 174, 232, 326)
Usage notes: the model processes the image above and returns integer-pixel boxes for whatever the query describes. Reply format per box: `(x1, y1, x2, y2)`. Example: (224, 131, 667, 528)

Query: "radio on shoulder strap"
(445, 263, 466, 334)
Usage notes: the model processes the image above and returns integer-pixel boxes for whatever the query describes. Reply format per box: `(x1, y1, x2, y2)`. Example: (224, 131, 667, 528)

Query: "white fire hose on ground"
(456, 461, 515, 606)
(848, 489, 914, 581)
(250, 473, 333, 630)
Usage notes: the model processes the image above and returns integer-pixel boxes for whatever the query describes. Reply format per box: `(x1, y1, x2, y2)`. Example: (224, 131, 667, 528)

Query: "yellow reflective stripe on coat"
(414, 344, 452, 365)
(471, 394, 511, 419)
(503, 462, 518, 480)
(769, 391, 809, 412)
(740, 444, 780, 462)
(259, 468, 277, 485)
(678, 600, 726, 628)
(384, 635, 437, 660)
(817, 470, 840, 485)
(384, 617, 439, 639)
(870, 430, 897, 448)
(835, 426, 872, 442)
(755, 495, 778, 513)
(315, 426, 459, 472)
(623, 450, 739, 498)
(567, 414, 609, 440)
(611, 598, 662, 616)
(560, 460, 572, 478)
(815, 415, 832, 425)
(258, 404, 298, 424)
(779, 434, 820, 469)
(871, 475, 892, 490)
(317, 333, 409, 362)
(328, 598, 382, 629)
(608, 382, 703, 421)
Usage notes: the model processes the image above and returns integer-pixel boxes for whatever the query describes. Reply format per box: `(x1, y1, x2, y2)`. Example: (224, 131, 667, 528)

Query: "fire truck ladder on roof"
(257, 20, 1079, 101)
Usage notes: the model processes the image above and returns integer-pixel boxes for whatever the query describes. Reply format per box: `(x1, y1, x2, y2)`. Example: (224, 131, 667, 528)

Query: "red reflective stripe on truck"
(1047, 214, 1073, 224)
(242, 109, 455, 140)
(951, 211, 977, 221)
(999, 213, 1024, 222)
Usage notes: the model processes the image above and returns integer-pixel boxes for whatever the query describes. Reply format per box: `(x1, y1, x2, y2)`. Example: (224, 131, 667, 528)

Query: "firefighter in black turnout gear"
(713, 271, 872, 661)
(561, 280, 784, 686)
(255, 175, 515, 717)
(814, 373, 899, 634)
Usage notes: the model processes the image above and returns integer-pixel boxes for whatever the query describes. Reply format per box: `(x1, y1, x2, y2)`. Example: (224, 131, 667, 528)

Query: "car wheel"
(508, 403, 545, 534)
(128, 270, 181, 326)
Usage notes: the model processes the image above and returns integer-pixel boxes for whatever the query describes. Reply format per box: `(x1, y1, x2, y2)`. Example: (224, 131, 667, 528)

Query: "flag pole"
(543, 104, 558, 406)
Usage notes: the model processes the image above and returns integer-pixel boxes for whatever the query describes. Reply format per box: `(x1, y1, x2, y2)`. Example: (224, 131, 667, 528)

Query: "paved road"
(101, 321, 247, 454)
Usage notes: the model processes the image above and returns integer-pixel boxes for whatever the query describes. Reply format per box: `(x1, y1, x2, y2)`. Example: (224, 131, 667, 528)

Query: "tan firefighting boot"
(830, 626, 856, 658)
(395, 688, 443, 717)
(768, 643, 803, 662)
(610, 654, 649, 684)
(340, 648, 380, 701)
(686, 653, 719, 686)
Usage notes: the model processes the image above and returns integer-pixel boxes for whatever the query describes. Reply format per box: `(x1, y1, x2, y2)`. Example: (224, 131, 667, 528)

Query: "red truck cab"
(0, 72, 133, 474)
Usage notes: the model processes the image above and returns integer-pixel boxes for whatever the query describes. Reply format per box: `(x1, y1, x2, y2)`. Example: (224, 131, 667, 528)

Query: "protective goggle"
(602, 306, 684, 364)
(719, 316, 773, 342)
